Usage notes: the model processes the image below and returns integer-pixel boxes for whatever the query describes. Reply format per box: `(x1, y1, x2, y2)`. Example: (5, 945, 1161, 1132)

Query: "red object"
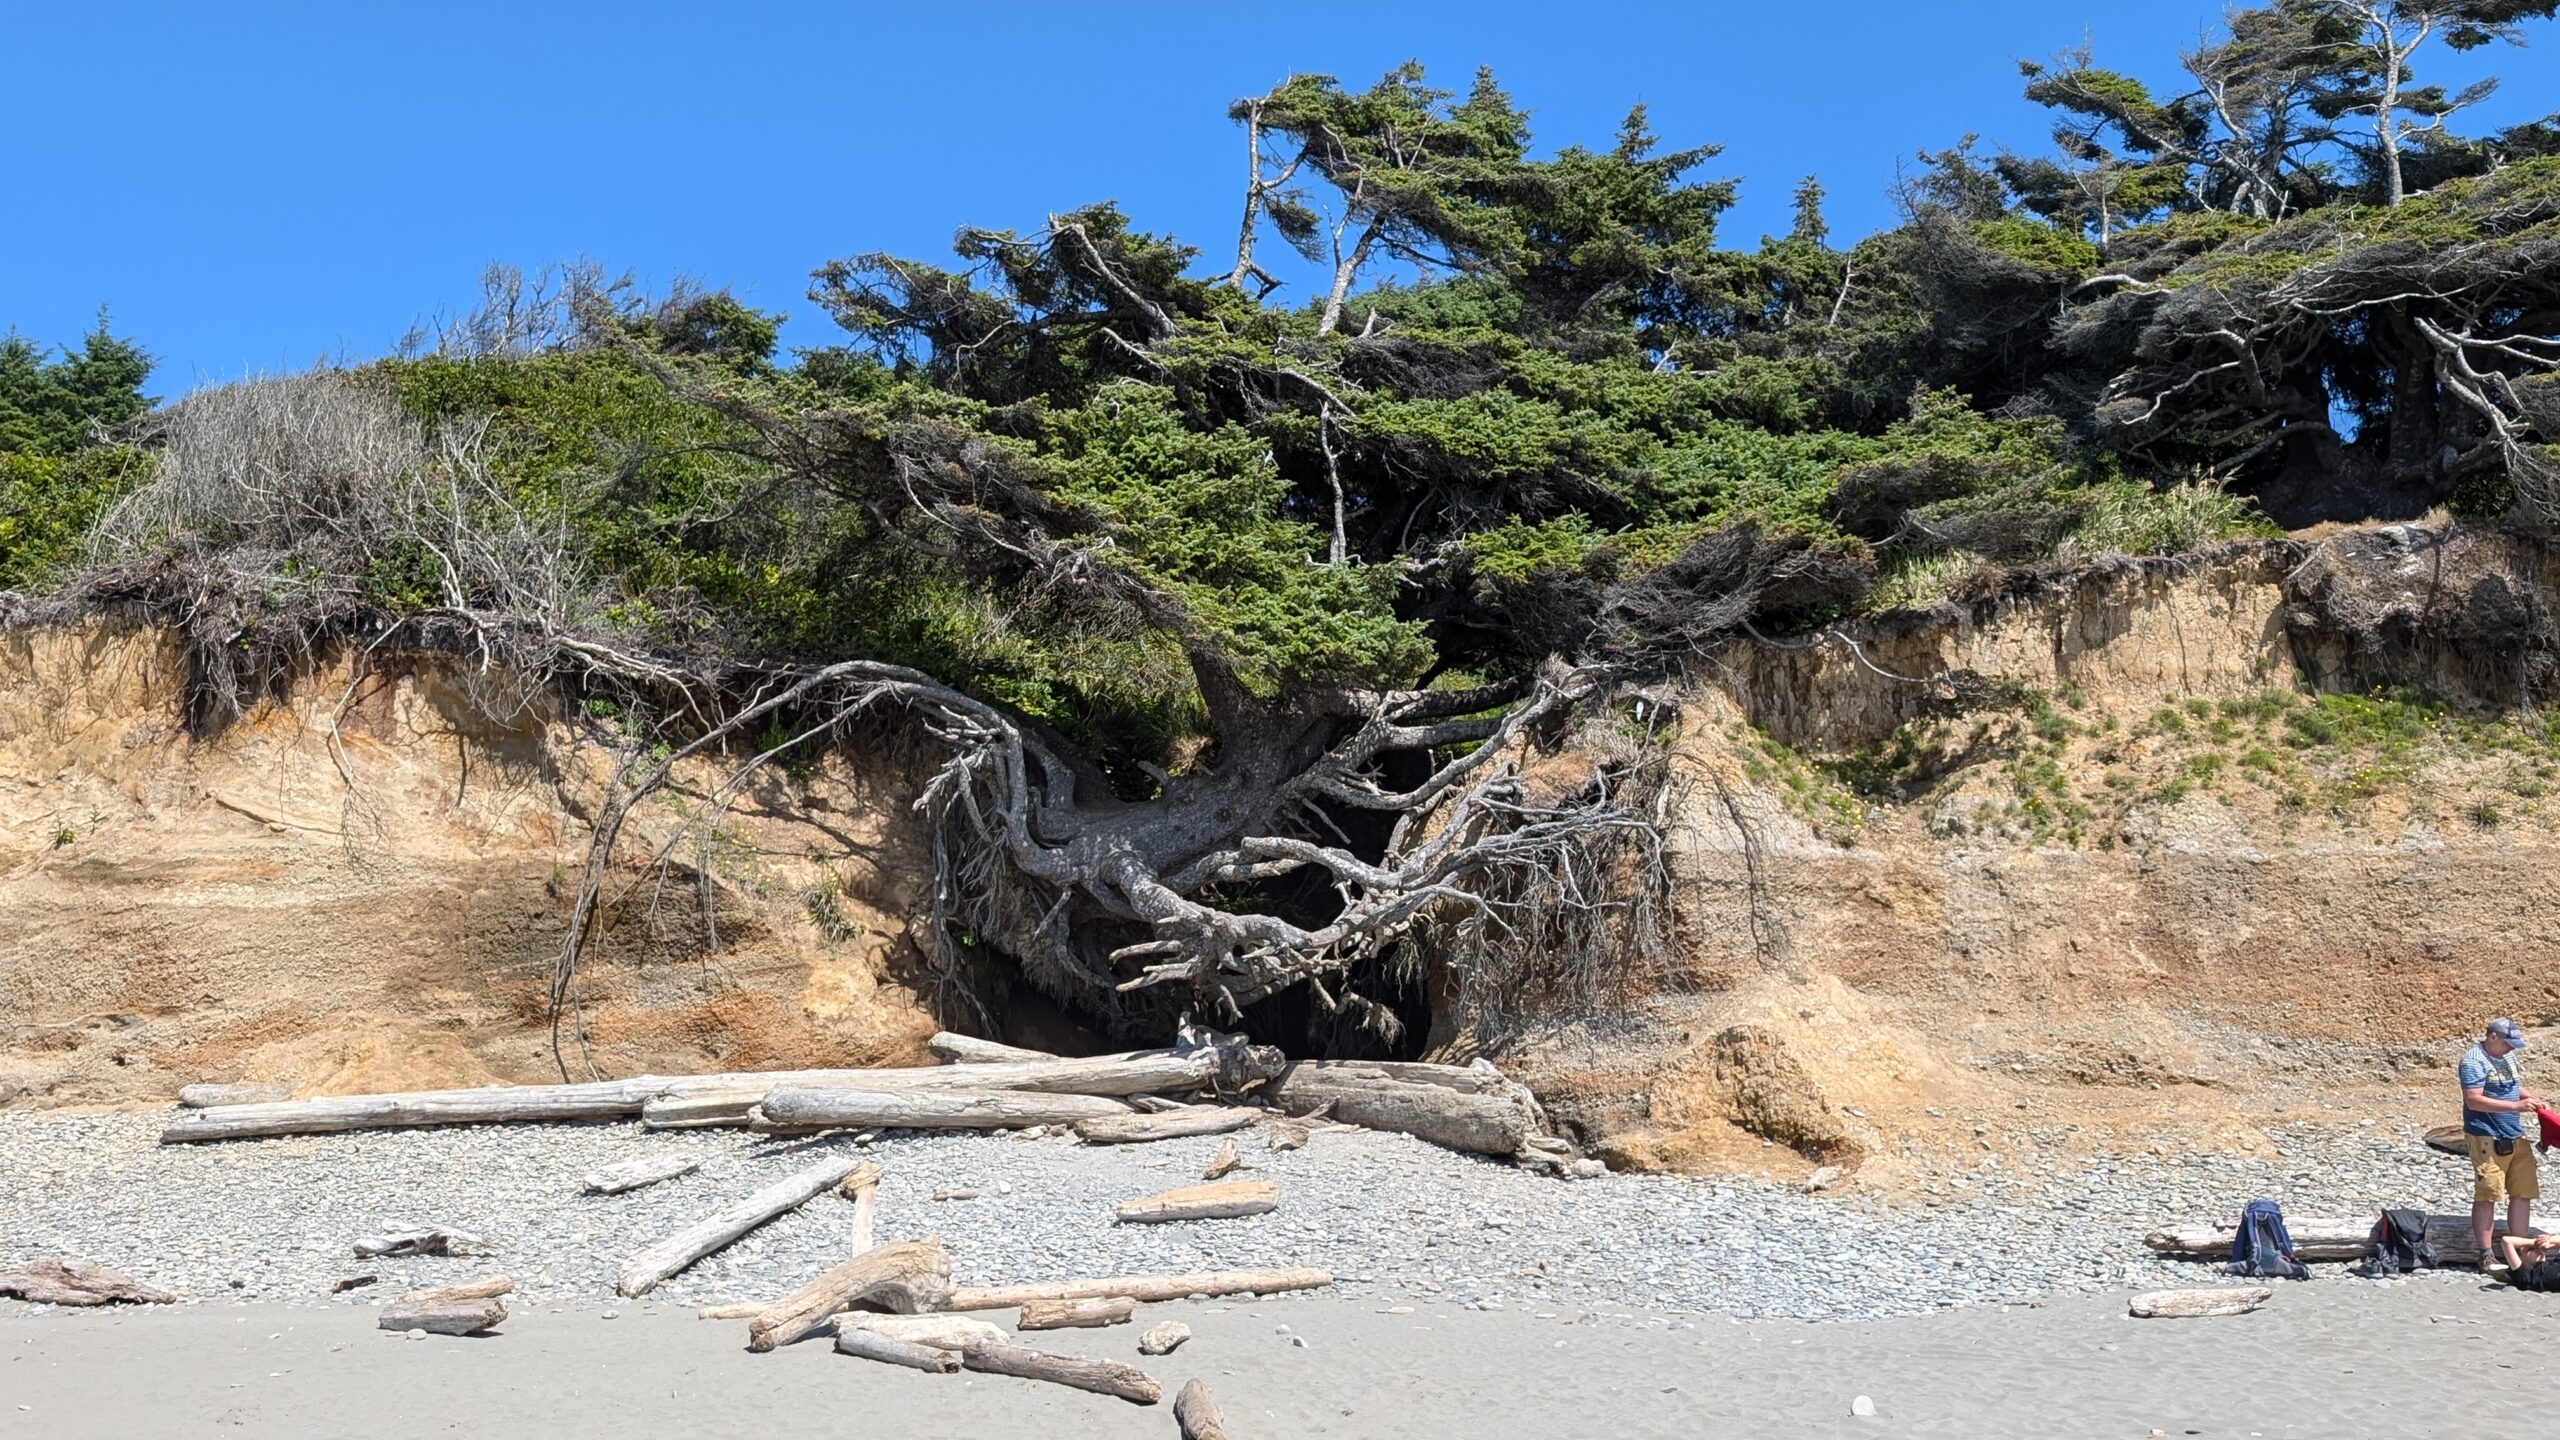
(2538, 1105, 2560, 1152)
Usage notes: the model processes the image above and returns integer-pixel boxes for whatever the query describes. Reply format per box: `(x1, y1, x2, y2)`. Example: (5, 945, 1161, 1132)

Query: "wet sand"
(6, 1277, 2556, 1439)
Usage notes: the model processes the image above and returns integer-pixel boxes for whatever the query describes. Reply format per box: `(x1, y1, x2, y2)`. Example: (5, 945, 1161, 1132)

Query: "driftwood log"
(757, 1087, 1135, 1132)
(943, 1267, 1332, 1311)
(1018, 1296, 1137, 1330)
(177, 1082, 289, 1108)
(960, 1341, 1162, 1405)
(834, 1326, 962, 1373)
(617, 1155, 871, 1296)
(355, 1224, 484, 1259)
(159, 1039, 1279, 1145)
(2145, 1214, 2502, 1266)
(1266, 1061, 1541, 1156)
(1175, 1379, 1231, 1440)
(0, 1259, 177, 1306)
(2129, 1286, 2272, 1318)
(581, 1154, 702, 1194)
(1138, 1320, 1192, 1356)
(929, 1032, 1058, 1064)
(1075, 1107, 1261, 1145)
(379, 1276, 514, 1335)
(1114, 1180, 1280, 1224)
(850, 1313, 1010, 1350)
(746, 1235, 950, 1351)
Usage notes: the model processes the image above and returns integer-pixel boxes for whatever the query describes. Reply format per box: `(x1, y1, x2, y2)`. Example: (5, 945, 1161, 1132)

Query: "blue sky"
(9, 1, 2556, 391)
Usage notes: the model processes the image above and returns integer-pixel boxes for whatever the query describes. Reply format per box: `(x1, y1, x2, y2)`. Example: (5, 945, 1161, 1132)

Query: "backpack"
(2354, 1208, 2436, 1277)
(2227, 1198, 2310, 1280)
(2514, 1257, 2560, 1293)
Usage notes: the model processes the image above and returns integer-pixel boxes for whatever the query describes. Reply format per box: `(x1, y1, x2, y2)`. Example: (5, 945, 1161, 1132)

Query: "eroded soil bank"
(6, 522, 2556, 1188)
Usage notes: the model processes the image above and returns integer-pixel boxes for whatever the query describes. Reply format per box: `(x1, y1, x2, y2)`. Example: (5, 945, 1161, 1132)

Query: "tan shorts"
(2468, 1135, 2541, 1204)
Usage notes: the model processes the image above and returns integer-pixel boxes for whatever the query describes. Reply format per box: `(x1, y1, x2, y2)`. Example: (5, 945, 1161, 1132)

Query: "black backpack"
(2515, 1257, 2560, 1292)
(2355, 1209, 2436, 1276)
(2227, 1198, 2310, 1280)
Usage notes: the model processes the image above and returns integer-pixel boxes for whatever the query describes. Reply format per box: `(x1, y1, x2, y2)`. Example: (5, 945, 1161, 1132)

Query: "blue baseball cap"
(2490, 1017, 2529, 1048)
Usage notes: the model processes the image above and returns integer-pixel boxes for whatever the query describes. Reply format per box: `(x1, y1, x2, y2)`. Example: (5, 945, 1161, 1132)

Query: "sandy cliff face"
(0, 620, 938, 1107)
(1504, 526, 2560, 1183)
(6, 524, 2554, 1191)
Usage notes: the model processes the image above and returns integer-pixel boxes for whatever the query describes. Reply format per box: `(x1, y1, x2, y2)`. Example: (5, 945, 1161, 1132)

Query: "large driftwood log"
(160, 1041, 1280, 1144)
(1114, 1180, 1280, 1224)
(758, 1088, 1135, 1132)
(379, 1276, 514, 1335)
(960, 1341, 1162, 1405)
(1075, 1107, 1260, 1145)
(849, 1313, 1010, 1350)
(929, 1032, 1058, 1064)
(2145, 1214, 2500, 1266)
(834, 1326, 962, 1373)
(1018, 1296, 1137, 1330)
(0, 1259, 177, 1306)
(942, 1268, 1331, 1311)
(177, 1082, 290, 1108)
(746, 1234, 949, 1351)
(2129, 1286, 2271, 1318)
(617, 1156, 870, 1296)
(1266, 1062, 1535, 1156)
(1175, 1379, 1231, 1440)
(581, 1154, 702, 1194)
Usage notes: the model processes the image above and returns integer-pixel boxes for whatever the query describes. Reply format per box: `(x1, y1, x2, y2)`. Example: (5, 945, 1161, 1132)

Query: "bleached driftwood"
(757, 1088, 1135, 1132)
(928, 1032, 1057, 1064)
(2129, 1286, 2272, 1318)
(1018, 1296, 1137, 1330)
(848, 1313, 1010, 1350)
(960, 1341, 1161, 1405)
(1175, 1379, 1231, 1440)
(0, 1259, 177, 1306)
(746, 1234, 949, 1351)
(942, 1268, 1331, 1311)
(617, 1156, 870, 1297)
(1138, 1320, 1192, 1356)
(177, 1082, 289, 1108)
(1266, 1061, 1538, 1156)
(842, 1164, 880, 1253)
(697, 1301, 767, 1320)
(160, 1041, 1279, 1144)
(1203, 1137, 1242, 1179)
(379, 1276, 514, 1335)
(354, 1224, 485, 1259)
(642, 1095, 762, 1130)
(581, 1153, 702, 1194)
(1114, 1180, 1280, 1224)
(1075, 1107, 1260, 1145)
(834, 1326, 962, 1373)
(2144, 1214, 2499, 1266)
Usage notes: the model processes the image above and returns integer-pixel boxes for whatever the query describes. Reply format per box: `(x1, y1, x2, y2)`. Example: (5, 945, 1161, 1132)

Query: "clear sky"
(8, 1, 2556, 392)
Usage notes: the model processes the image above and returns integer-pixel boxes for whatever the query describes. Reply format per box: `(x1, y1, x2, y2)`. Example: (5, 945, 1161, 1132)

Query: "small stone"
(404, 1329, 427, 1341)
(1851, 1395, 1876, 1418)
(1386, 1306, 1415, 1315)
(1805, 1166, 1845, 1193)
(1274, 1324, 1291, 1335)
(1138, 1321, 1191, 1356)
(600, 1310, 618, 1320)
(1289, 1335, 1308, 1348)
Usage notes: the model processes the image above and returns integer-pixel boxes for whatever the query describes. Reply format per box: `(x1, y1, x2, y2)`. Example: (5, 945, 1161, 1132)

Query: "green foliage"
(0, 315, 153, 459)
(0, 445, 146, 590)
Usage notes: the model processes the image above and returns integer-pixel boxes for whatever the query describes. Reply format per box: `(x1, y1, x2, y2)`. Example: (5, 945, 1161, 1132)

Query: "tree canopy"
(7, 4, 2558, 1056)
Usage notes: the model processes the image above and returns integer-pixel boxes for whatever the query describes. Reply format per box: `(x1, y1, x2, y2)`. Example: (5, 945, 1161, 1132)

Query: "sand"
(7, 1280, 2557, 1438)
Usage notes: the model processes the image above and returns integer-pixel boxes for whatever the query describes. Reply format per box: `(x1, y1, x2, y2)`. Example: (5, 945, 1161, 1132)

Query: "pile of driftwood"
(162, 1029, 1579, 1171)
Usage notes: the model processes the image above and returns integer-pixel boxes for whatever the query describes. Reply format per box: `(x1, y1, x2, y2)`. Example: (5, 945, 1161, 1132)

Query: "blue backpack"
(2227, 1198, 2310, 1279)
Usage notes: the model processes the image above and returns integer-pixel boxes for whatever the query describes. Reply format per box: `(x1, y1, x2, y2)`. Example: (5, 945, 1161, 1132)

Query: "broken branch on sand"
(942, 1267, 1330, 1311)
(1017, 1296, 1138, 1330)
(959, 1341, 1162, 1405)
(379, 1276, 514, 1335)
(834, 1327, 963, 1373)
(1175, 1379, 1232, 1440)
(0, 1259, 177, 1307)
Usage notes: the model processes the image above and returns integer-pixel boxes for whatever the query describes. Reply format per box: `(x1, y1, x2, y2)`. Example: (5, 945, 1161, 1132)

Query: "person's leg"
(2471, 1138, 2505, 1259)
(2510, 1146, 2537, 1243)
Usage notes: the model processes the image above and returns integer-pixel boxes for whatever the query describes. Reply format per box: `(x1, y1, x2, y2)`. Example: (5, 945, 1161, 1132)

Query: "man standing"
(2460, 1017, 2541, 1265)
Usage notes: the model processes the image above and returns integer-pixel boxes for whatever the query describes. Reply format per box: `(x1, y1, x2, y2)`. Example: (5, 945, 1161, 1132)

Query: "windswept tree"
(1231, 64, 1531, 336)
(2307, 0, 2560, 205)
